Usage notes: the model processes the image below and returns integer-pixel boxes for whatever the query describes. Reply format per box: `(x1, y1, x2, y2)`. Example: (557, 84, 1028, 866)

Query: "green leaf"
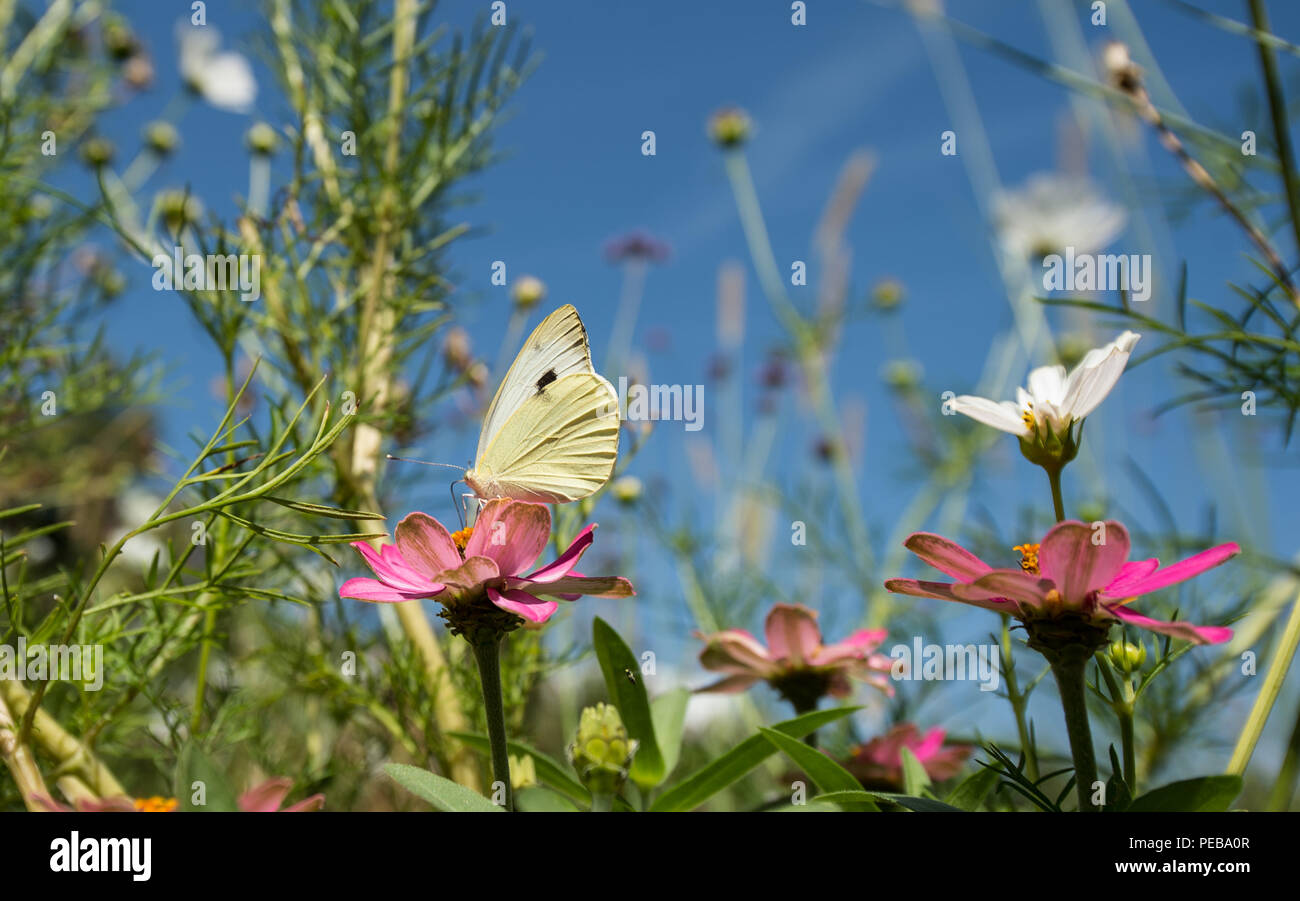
(900, 747, 931, 798)
(649, 706, 859, 812)
(515, 786, 581, 812)
(1126, 775, 1243, 812)
(174, 743, 240, 812)
(383, 763, 503, 812)
(448, 732, 590, 806)
(592, 617, 663, 788)
(263, 495, 387, 520)
(757, 727, 867, 800)
(944, 766, 1000, 811)
(859, 791, 966, 812)
(650, 687, 690, 780)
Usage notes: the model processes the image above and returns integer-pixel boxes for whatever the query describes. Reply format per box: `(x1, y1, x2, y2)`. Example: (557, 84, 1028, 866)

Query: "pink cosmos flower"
(846, 724, 972, 790)
(884, 520, 1237, 646)
(239, 778, 324, 812)
(696, 603, 893, 708)
(339, 498, 634, 625)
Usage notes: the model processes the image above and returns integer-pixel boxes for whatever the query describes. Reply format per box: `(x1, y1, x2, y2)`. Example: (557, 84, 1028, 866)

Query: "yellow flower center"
(450, 526, 474, 554)
(133, 796, 178, 812)
(1014, 543, 1040, 574)
(1021, 404, 1037, 433)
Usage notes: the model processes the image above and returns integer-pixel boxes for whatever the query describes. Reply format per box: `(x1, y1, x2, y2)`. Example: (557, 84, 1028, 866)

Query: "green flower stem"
(1046, 464, 1066, 523)
(589, 792, 613, 813)
(1001, 618, 1039, 781)
(470, 635, 514, 812)
(1047, 648, 1100, 811)
(1096, 654, 1137, 793)
(1228, 585, 1300, 777)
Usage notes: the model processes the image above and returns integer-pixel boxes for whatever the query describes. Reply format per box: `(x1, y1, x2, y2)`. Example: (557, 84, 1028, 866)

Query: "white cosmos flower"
(952, 331, 1141, 438)
(178, 25, 256, 114)
(994, 174, 1127, 259)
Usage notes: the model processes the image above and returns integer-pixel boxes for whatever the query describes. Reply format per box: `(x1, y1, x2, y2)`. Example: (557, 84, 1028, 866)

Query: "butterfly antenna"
(385, 454, 466, 472)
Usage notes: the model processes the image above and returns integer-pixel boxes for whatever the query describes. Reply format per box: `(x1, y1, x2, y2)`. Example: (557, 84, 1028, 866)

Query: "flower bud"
(509, 754, 537, 790)
(157, 189, 204, 235)
(568, 703, 637, 796)
(708, 107, 752, 149)
(144, 121, 180, 156)
(246, 122, 278, 156)
(102, 15, 137, 60)
(883, 359, 923, 393)
(611, 475, 642, 505)
(871, 277, 905, 311)
(442, 326, 472, 371)
(1108, 640, 1146, 674)
(79, 137, 115, 169)
(511, 275, 546, 310)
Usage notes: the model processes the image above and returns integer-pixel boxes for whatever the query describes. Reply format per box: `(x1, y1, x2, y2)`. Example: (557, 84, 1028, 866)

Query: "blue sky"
(77, 1, 1300, 771)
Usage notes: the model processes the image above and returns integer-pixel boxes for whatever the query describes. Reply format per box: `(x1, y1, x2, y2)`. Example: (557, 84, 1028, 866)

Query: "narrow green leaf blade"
(383, 763, 502, 812)
(592, 617, 664, 787)
(448, 731, 590, 806)
(649, 706, 860, 812)
(944, 766, 1001, 811)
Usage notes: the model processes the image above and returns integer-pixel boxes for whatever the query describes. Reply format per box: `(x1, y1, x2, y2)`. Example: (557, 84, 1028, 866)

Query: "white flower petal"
(199, 53, 257, 112)
(951, 395, 1030, 436)
(1026, 364, 1067, 406)
(1061, 331, 1140, 421)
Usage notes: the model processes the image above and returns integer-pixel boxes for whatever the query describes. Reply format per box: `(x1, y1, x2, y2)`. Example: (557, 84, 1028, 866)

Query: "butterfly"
(463, 304, 620, 504)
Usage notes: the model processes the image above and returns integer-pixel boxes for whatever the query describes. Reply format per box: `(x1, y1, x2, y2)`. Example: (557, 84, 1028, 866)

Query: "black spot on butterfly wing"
(535, 368, 558, 394)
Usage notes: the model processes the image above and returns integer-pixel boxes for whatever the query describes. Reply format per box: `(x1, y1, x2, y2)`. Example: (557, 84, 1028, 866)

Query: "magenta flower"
(239, 778, 324, 812)
(846, 724, 972, 790)
(696, 603, 893, 711)
(339, 498, 634, 626)
(885, 520, 1237, 647)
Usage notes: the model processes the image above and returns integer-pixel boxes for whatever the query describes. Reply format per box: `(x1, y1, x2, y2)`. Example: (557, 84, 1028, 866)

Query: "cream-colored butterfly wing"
(474, 304, 597, 464)
(465, 305, 620, 503)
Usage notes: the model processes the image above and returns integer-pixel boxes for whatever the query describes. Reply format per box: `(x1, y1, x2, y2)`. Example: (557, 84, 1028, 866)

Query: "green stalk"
(589, 792, 613, 813)
(1228, 585, 1300, 776)
(1096, 653, 1137, 793)
(470, 635, 514, 812)
(1046, 465, 1066, 523)
(1047, 648, 1099, 811)
(1248, 0, 1300, 260)
(1001, 617, 1039, 781)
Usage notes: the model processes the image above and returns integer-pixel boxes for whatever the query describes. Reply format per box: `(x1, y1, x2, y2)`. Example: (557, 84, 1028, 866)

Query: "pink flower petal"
(902, 533, 994, 581)
(1108, 604, 1233, 645)
(1037, 520, 1130, 604)
(239, 778, 292, 812)
(1102, 543, 1241, 599)
(911, 727, 947, 762)
(464, 499, 551, 577)
(951, 570, 1056, 610)
(433, 556, 499, 594)
(811, 628, 887, 666)
(697, 629, 778, 679)
(487, 586, 559, 623)
(1105, 558, 1160, 595)
(350, 541, 429, 592)
(884, 578, 1019, 614)
(764, 604, 823, 667)
(509, 574, 635, 598)
(394, 513, 462, 578)
(524, 524, 596, 583)
(281, 794, 326, 812)
(697, 673, 761, 693)
(339, 576, 441, 603)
